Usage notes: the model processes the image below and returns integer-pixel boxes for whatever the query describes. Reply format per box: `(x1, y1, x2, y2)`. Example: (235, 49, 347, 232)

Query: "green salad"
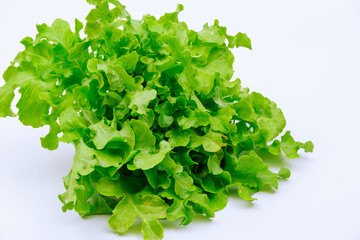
(0, 0, 313, 239)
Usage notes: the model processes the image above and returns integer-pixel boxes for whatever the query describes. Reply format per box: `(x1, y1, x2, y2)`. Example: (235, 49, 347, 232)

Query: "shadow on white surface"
(257, 149, 289, 168)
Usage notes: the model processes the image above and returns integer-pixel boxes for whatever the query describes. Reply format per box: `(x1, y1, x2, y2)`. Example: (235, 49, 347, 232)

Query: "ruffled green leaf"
(36, 19, 77, 51)
(109, 182, 168, 240)
(133, 141, 172, 170)
(280, 131, 314, 159)
(278, 167, 291, 179)
(0, 84, 16, 117)
(59, 139, 97, 208)
(190, 130, 224, 152)
(90, 119, 125, 149)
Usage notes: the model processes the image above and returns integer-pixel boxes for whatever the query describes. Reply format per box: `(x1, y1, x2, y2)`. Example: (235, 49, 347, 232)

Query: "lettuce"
(0, 0, 313, 239)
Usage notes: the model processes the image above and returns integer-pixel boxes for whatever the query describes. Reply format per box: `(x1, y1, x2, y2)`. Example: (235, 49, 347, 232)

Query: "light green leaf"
(210, 107, 236, 133)
(36, 18, 77, 51)
(110, 65, 136, 91)
(40, 121, 61, 150)
(165, 128, 190, 147)
(90, 119, 124, 149)
(257, 170, 278, 189)
(159, 155, 183, 175)
(208, 154, 223, 175)
(234, 152, 269, 187)
(189, 192, 215, 218)
(16, 79, 53, 128)
(194, 71, 215, 95)
(280, 131, 314, 159)
(198, 21, 226, 45)
(133, 141, 172, 170)
(233, 98, 257, 122)
(74, 172, 112, 216)
(109, 189, 168, 240)
(234, 32, 252, 50)
(238, 184, 257, 202)
(68, 41, 91, 61)
(97, 178, 125, 198)
(208, 188, 228, 211)
(59, 108, 86, 143)
(114, 51, 139, 72)
(85, 21, 102, 39)
(128, 89, 157, 115)
(178, 110, 211, 129)
(174, 172, 196, 199)
(59, 139, 97, 206)
(278, 167, 291, 179)
(109, 195, 137, 233)
(0, 84, 16, 117)
(130, 119, 156, 152)
(194, 47, 234, 80)
(166, 199, 194, 225)
(190, 130, 223, 152)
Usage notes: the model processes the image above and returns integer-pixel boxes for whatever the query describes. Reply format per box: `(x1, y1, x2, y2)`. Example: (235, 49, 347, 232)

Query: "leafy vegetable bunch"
(0, 0, 313, 239)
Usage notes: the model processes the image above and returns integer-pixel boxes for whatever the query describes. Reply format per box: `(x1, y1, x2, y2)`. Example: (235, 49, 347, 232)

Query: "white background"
(1, 0, 359, 239)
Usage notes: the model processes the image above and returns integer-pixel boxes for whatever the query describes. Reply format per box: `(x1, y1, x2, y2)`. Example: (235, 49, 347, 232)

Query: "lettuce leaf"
(0, 0, 314, 239)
